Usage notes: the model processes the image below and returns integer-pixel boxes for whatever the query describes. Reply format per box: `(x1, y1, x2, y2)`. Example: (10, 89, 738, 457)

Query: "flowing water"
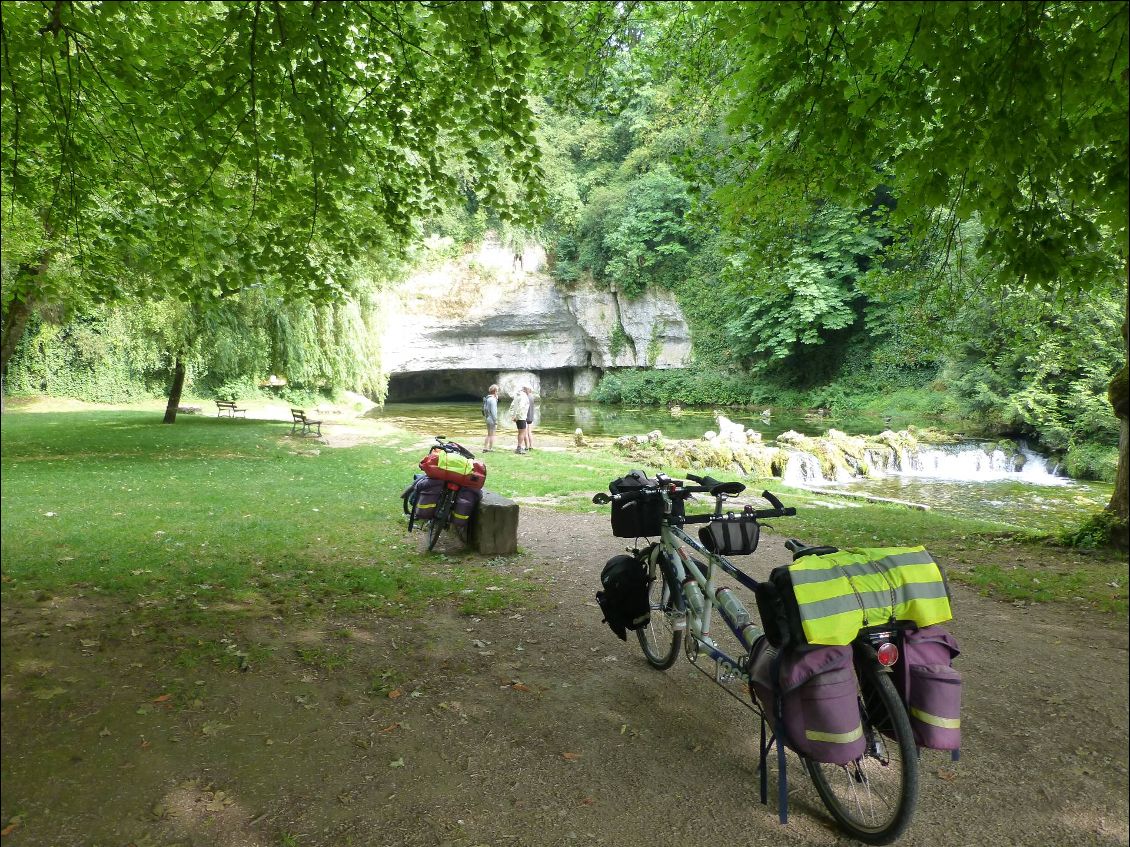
(370, 401, 1112, 530)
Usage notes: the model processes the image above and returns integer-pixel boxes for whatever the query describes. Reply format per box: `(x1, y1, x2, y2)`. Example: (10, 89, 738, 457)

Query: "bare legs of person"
(515, 420, 528, 453)
(484, 422, 496, 452)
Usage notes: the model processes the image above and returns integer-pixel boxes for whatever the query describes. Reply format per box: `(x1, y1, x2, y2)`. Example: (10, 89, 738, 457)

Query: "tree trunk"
(1106, 302, 1129, 548)
(0, 295, 33, 384)
(163, 357, 186, 424)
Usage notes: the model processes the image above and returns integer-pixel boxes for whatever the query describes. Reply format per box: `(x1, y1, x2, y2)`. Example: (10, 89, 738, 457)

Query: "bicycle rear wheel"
(427, 489, 453, 551)
(636, 548, 684, 670)
(805, 656, 918, 845)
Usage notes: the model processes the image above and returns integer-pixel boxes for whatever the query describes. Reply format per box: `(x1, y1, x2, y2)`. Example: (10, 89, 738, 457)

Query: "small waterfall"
(783, 439, 1067, 487)
(877, 441, 1067, 485)
(783, 452, 828, 486)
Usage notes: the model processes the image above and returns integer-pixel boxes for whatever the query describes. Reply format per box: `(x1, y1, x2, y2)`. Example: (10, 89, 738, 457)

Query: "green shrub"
(1062, 442, 1119, 482)
(1059, 510, 1126, 549)
(212, 377, 263, 402)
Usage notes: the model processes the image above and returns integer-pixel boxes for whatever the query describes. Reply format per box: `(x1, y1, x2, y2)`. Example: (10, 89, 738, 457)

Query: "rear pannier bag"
(595, 554, 651, 640)
(411, 477, 446, 521)
(699, 518, 760, 556)
(749, 639, 865, 765)
(450, 486, 482, 538)
(898, 625, 962, 751)
(760, 546, 953, 647)
(402, 472, 428, 515)
(420, 450, 487, 490)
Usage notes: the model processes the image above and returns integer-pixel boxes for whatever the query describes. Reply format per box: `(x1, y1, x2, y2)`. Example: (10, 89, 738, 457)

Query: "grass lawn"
(2, 405, 1126, 622)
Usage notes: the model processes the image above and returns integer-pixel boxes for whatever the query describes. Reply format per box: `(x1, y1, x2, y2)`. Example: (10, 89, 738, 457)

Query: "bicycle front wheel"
(427, 489, 452, 551)
(636, 548, 684, 670)
(805, 657, 919, 845)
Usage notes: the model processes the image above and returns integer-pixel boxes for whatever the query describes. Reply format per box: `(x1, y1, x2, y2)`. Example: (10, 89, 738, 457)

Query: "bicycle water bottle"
(681, 577, 705, 616)
(715, 586, 762, 650)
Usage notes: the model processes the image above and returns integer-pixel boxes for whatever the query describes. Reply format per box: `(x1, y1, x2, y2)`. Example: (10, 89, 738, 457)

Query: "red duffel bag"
(419, 450, 487, 490)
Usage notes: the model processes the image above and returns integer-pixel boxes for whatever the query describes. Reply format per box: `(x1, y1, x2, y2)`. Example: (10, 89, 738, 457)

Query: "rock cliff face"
(380, 235, 691, 400)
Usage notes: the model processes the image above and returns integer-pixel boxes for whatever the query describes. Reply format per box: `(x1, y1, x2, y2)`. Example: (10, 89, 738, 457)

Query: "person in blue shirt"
(482, 384, 499, 452)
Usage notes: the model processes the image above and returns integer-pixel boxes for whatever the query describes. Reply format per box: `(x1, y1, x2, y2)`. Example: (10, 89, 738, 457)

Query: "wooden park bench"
(216, 400, 246, 418)
(290, 408, 322, 437)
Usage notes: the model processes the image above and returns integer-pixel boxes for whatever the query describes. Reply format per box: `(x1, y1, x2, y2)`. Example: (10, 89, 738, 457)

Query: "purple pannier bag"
(450, 486, 482, 538)
(750, 639, 865, 765)
(412, 477, 445, 521)
(898, 625, 962, 751)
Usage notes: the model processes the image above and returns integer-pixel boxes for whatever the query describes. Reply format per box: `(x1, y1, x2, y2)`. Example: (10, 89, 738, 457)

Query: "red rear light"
(877, 642, 899, 667)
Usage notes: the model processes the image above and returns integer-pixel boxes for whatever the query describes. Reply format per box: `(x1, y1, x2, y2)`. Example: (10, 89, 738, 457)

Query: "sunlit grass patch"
(1, 410, 535, 621)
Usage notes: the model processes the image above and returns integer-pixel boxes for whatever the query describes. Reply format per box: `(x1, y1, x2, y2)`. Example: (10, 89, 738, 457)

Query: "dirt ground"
(2, 493, 1128, 847)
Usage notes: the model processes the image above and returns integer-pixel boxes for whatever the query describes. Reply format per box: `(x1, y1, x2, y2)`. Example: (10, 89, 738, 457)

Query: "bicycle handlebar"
(591, 483, 796, 519)
(434, 436, 476, 460)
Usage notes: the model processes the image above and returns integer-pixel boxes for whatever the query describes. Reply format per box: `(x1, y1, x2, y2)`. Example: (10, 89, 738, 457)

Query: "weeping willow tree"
(5, 277, 390, 406)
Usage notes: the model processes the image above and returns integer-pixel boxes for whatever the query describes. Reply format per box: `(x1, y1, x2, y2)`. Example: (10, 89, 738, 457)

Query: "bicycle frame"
(658, 503, 764, 691)
(602, 475, 922, 843)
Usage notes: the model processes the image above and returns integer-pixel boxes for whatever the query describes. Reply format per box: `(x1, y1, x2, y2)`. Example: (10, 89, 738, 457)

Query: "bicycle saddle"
(711, 481, 746, 496)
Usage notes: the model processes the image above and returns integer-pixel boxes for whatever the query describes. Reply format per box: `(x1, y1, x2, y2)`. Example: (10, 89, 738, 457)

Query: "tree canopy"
(1, 0, 572, 372)
(686, 0, 1129, 291)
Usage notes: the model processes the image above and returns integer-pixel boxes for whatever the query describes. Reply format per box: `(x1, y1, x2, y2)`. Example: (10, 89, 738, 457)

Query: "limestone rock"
(379, 234, 692, 400)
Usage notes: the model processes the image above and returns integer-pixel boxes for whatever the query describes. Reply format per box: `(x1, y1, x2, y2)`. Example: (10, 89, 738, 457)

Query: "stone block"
(470, 490, 519, 556)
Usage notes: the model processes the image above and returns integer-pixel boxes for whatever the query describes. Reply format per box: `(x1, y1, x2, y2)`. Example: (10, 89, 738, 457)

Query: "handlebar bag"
(699, 517, 760, 555)
(450, 486, 482, 539)
(420, 451, 487, 490)
(410, 476, 445, 521)
(595, 554, 651, 640)
(896, 625, 962, 751)
(767, 546, 953, 646)
(749, 639, 866, 765)
(609, 471, 663, 537)
(608, 471, 685, 537)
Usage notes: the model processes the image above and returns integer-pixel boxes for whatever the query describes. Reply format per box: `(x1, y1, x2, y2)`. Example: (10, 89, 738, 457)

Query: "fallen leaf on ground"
(936, 768, 957, 781)
(511, 683, 531, 693)
(387, 689, 402, 699)
(562, 752, 581, 761)
(153, 693, 172, 703)
(380, 723, 401, 733)
(389, 757, 405, 768)
(31, 687, 66, 700)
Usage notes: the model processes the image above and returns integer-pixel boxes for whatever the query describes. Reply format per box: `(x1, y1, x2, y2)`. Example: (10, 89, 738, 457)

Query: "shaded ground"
(2, 505, 1128, 847)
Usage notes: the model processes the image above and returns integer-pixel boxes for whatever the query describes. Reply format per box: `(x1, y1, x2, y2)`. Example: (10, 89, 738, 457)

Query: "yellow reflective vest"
(787, 546, 952, 645)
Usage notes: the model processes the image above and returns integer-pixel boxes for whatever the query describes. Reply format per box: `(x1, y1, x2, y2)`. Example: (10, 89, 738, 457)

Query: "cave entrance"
(386, 370, 499, 402)
(386, 367, 588, 402)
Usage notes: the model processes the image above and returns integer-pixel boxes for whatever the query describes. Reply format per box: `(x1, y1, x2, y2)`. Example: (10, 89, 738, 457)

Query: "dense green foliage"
(5, 285, 388, 403)
(689, 1, 1128, 289)
(531, 1, 1125, 474)
(1, 0, 574, 389)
